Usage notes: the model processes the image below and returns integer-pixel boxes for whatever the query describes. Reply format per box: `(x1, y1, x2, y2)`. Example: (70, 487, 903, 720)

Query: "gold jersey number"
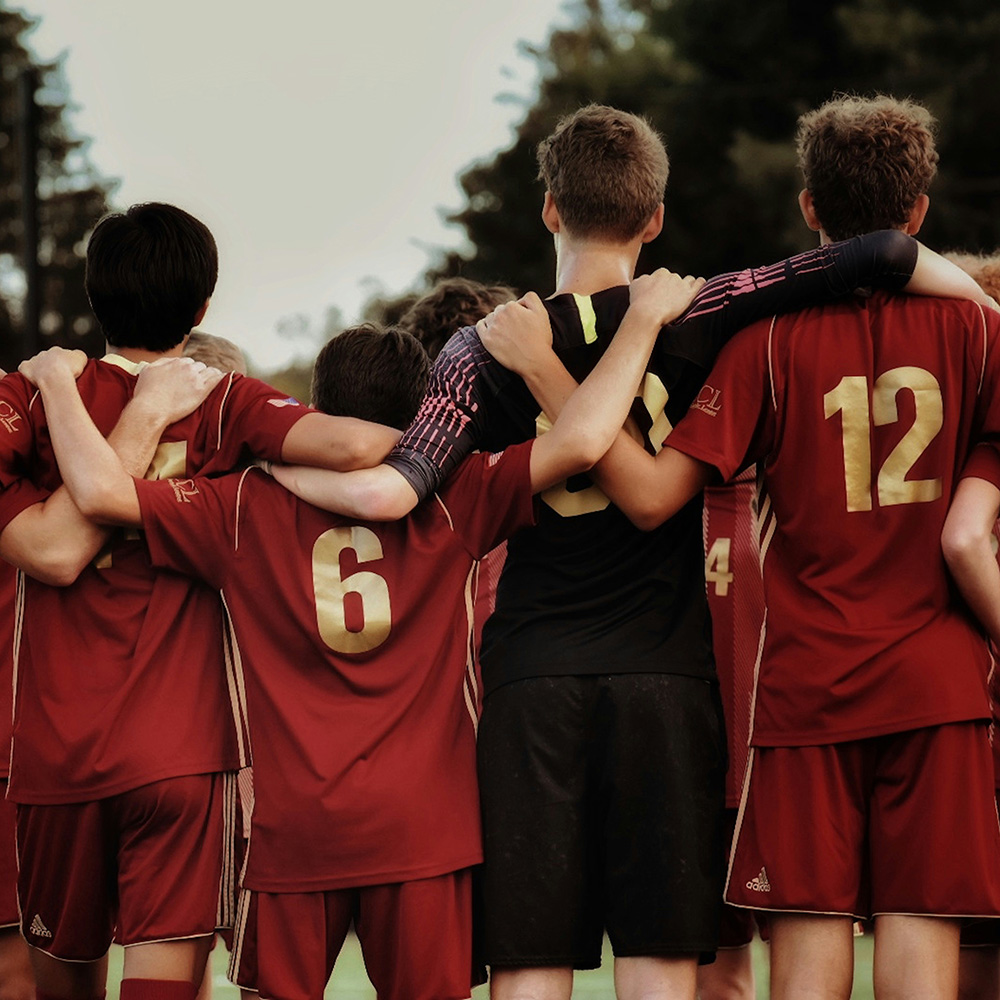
(313, 526, 392, 654)
(823, 366, 944, 512)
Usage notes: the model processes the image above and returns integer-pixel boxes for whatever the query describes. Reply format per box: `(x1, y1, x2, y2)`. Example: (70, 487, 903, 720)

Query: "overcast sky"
(21, 0, 570, 370)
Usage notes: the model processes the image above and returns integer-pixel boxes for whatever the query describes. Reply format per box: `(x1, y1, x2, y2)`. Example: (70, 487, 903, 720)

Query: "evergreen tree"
(0, 3, 114, 370)
(433, 0, 1000, 295)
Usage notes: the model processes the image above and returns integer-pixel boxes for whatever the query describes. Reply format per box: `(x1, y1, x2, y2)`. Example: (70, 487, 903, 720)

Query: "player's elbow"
(941, 519, 989, 572)
(20, 545, 87, 587)
(356, 479, 418, 522)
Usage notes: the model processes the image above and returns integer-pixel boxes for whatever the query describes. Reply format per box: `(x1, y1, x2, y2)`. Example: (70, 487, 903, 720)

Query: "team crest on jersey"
(692, 384, 723, 417)
(169, 478, 200, 503)
(266, 397, 301, 408)
(0, 401, 22, 434)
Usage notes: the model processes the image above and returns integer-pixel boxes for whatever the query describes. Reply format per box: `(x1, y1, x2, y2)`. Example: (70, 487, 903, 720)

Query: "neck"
(553, 236, 642, 296)
(106, 341, 187, 364)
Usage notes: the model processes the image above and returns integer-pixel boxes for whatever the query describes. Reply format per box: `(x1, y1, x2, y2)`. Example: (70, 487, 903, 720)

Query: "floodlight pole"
(18, 67, 41, 361)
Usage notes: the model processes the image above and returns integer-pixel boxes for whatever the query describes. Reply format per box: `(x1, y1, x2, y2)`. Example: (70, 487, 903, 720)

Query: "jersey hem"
(6, 758, 239, 805)
(242, 853, 482, 893)
(750, 710, 990, 747)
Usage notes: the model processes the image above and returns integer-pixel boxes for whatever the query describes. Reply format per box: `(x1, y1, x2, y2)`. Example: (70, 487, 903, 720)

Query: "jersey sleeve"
(665, 320, 775, 481)
(0, 374, 40, 491)
(960, 444, 1000, 490)
(200, 374, 312, 471)
(657, 230, 919, 369)
(383, 327, 505, 501)
(435, 440, 535, 559)
(135, 472, 246, 590)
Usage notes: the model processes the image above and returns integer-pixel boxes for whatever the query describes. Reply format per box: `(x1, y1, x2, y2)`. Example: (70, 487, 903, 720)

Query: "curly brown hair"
(942, 251, 1000, 303)
(796, 94, 938, 241)
(537, 104, 669, 243)
(399, 278, 516, 360)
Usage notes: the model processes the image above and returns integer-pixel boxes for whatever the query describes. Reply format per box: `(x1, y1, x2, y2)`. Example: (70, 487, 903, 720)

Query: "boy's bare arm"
(942, 476, 1000, 647)
(6, 352, 224, 548)
(279, 413, 401, 470)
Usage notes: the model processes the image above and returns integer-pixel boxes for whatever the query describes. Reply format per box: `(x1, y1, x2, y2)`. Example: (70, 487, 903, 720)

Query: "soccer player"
(0, 372, 34, 1000)
(697, 468, 763, 1000)
(274, 104, 988, 1000)
(0, 203, 398, 1000)
(478, 94, 1000, 1000)
(17, 268, 704, 1000)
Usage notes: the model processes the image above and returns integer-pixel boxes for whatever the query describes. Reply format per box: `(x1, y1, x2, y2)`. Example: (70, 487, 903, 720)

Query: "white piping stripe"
(767, 315, 778, 410)
(433, 493, 455, 532)
(9, 571, 24, 780)
(758, 516, 776, 574)
(220, 594, 250, 766)
(216, 374, 236, 453)
(978, 302, 988, 396)
(463, 565, 479, 734)
(233, 467, 254, 553)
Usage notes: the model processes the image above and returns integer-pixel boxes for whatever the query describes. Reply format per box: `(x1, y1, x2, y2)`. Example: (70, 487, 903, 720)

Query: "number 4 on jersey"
(705, 537, 733, 597)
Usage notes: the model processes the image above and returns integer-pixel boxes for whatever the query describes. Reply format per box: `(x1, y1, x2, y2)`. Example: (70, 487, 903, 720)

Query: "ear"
(903, 194, 930, 236)
(640, 203, 664, 244)
(542, 192, 561, 235)
(193, 298, 210, 328)
(798, 189, 823, 232)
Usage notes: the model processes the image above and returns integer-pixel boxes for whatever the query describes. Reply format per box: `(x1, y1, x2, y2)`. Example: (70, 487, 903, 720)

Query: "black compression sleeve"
(383, 327, 499, 501)
(659, 230, 919, 368)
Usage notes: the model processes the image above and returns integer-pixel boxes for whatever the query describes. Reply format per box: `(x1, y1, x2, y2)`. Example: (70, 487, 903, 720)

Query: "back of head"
(537, 104, 669, 243)
(311, 324, 429, 429)
(86, 202, 219, 352)
(796, 94, 938, 241)
(183, 330, 248, 374)
(399, 277, 516, 360)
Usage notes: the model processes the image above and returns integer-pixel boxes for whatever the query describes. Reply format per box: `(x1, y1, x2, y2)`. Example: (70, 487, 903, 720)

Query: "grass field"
(105, 932, 879, 999)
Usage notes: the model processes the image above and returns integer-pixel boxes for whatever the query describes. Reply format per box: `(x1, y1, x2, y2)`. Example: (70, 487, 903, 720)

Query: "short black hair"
(85, 202, 219, 351)
(311, 324, 429, 429)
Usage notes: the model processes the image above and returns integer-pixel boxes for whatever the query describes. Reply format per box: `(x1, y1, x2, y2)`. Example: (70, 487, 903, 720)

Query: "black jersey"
(385, 231, 918, 693)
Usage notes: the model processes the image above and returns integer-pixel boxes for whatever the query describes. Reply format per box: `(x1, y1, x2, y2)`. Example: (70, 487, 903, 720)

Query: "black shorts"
(477, 673, 727, 969)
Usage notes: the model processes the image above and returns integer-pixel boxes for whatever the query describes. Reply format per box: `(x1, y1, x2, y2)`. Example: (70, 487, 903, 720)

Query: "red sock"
(119, 981, 197, 1000)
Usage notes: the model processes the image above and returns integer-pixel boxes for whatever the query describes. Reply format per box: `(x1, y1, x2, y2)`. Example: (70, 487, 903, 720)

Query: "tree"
(0, 4, 114, 370)
(432, 0, 1000, 295)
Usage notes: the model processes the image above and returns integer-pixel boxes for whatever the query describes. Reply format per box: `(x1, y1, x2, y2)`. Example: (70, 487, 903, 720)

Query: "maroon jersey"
(669, 293, 1000, 745)
(0, 561, 13, 782)
(0, 355, 308, 803)
(134, 444, 534, 891)
(703, 469, 764, 806)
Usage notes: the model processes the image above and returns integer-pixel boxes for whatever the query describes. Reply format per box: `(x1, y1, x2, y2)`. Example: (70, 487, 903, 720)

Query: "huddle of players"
(0, 92, 999, 1000)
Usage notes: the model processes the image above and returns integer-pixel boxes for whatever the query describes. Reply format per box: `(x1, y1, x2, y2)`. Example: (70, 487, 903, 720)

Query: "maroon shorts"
(726, 722, 1000, 919)
(17, 773, 230, 960)
(0, 785, 17, 928)
(230, 869, 476, 1000)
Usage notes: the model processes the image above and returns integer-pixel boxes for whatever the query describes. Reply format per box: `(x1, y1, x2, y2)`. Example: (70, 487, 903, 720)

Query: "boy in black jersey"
(274, 106, 970, 1000)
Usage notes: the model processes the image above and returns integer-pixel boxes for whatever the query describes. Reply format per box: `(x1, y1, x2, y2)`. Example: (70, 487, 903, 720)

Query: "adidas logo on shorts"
(29, 914, 52, 938)
(746, 867, 771, 892)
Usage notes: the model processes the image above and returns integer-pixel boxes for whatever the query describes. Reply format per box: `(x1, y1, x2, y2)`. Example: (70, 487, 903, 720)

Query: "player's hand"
(133, 357, 225, 426)
(18, 347, 89, 387)
(477, 292, 555, 376)
(629, 269, 706, 327)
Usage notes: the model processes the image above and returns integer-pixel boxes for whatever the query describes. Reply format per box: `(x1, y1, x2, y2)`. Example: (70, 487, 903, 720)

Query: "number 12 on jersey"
(823, 366, 943, 513)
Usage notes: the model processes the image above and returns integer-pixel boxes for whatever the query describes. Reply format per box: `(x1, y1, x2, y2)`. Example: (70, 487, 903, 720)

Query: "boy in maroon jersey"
(0, 204, 398, 1000)
(14, 268, 703, 1000)
(476, 95, 1000, 999)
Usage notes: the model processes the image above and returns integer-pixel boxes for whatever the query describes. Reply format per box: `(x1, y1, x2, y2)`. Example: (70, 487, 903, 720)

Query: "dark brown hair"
(86, 202, 218, 351)
(796, 94, 938, 241)
(311, 324, 429, 429)
(537, 104, 668, 243)
(399, 278, 516, 360)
